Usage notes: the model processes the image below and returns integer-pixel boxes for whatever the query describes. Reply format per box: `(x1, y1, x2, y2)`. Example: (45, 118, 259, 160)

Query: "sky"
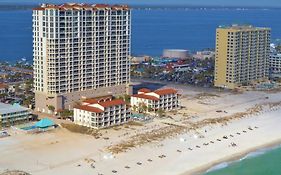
(1, 0, 281, 7)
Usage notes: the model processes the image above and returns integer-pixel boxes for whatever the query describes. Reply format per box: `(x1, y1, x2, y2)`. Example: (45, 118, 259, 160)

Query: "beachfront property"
(269, 53, 281, 74)
(0, 83, 8, 94)
(214, 24, 271, 89)
(74, 96, 130, 129)
(131, 88, 180, 112)
(0, 103, 33, 127)
(33, 3, 131, 113)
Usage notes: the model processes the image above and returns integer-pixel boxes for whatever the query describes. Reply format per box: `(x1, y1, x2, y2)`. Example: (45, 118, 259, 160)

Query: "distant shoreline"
(181, 139, 281, 175)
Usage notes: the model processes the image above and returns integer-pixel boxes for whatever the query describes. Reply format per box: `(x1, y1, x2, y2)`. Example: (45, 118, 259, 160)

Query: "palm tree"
(138, 103, 148, 113)
(142, 105, 148, 113)
(123, 94, 131, 103)
(48, 105, 55, 113)
(132, 105, 137, 112)
(156, 109, 165, 118)
(147, 106, 153, 112)
(59, 109, 74, 120)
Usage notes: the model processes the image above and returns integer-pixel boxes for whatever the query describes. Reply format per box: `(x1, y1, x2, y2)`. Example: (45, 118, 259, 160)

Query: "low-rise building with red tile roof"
(131, 88, 180, 112)
(74, 97, 130, 129)
(0, 83, 8, 94)
(137, 88, 151, 94)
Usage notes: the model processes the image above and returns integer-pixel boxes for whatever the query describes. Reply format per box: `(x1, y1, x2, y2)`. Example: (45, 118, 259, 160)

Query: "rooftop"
(138, 88, 151, 93)
(0, 103, 30, 115)
(154, 88, 178, 95)
(99, 99, 126, 108)
(76, 98, 126, 113)
(33, 3, 130, 11)
(0, 83, 8, 89)
(83, 99, 98, 104)
(133, 88, 178, 100)
(132, 94, 159, 101)
(218, 24, 270, 30)
(75, 105, 103, 113)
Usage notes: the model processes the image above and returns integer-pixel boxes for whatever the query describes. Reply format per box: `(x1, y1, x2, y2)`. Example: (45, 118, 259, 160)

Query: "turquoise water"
(204, 145, 281, 175)
(21, 125, 36, 130)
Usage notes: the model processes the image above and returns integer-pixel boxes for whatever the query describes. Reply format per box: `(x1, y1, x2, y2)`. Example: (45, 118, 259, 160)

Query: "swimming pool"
(21, 125, 37, 131)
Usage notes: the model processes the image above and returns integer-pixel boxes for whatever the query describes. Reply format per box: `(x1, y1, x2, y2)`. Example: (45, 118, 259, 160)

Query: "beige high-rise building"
(214, 25, 271, 89)
(33, 3, 131, 113)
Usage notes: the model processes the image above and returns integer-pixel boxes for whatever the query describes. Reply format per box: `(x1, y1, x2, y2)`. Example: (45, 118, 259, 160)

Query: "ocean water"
(1, 8, 281, 62)
(204, 145, 281, 175)
(1, 5, 281, 175)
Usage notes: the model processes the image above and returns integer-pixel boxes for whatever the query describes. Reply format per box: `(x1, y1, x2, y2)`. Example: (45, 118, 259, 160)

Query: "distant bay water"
(0, 7, 281, 63)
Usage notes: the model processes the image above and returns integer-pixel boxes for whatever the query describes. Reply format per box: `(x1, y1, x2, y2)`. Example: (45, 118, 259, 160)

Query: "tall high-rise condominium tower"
(214, 25, 271, 89)
(33, 3, 131, 113)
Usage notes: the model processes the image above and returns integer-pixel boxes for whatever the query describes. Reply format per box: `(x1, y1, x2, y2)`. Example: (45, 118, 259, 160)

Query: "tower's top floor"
(33, 3, 130, 11)
(217, 24, 270, 32)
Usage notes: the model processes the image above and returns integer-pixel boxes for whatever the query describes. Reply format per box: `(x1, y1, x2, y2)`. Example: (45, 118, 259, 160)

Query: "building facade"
(0, 83, 8, 94)
(0, 103, 33, 127)
(33, 3, 131, 113)
(269, 53, 281, 74)
(131, 88, 180, 112)
(214, 25, 271, 89)
(193, 51, 215, 60)
(74, 96, 130, 128)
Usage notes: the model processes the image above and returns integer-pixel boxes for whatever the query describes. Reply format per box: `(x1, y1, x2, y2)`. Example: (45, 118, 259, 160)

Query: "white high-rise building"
(33, 3, 131, 113)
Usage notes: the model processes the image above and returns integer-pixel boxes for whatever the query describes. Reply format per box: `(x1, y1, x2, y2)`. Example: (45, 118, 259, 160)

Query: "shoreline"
(182, 138, 281, 175)
(1, 90, 281, 175)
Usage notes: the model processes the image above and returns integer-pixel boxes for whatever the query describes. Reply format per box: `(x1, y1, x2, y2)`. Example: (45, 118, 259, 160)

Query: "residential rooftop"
(154, 88, 178, 95)
(132, 94, 160, 101)
(0, 83, 8, 89)
(138, 88, 151, 93)
(0, 103, 30, 115)
(132, 88, 179, 101)
(76, 97, 127, 113)
(76, 105, 103, 113)
(99, 99, 126, 108)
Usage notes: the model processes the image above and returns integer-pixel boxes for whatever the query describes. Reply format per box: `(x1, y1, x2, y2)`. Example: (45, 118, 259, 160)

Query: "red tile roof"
(138, 88, 151, 93)
(83, 99, 98, 104)
(75, 105, 103, 113)
(95, 95, 113, 102)
(33, 3, 130, 11)
(99, 99, 126, 108)
(154, 88, 178, 95)
(83, 95, 113, 104)
(77, 97, 126, 113)
(94, 4, 110, 8)
(33, 7, 45, 10)
(0, 83, 8, 89)
(132, 94, 159, 101)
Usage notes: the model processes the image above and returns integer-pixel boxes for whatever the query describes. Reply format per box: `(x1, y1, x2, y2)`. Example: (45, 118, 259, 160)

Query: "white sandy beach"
(1, 87, 281, 175)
